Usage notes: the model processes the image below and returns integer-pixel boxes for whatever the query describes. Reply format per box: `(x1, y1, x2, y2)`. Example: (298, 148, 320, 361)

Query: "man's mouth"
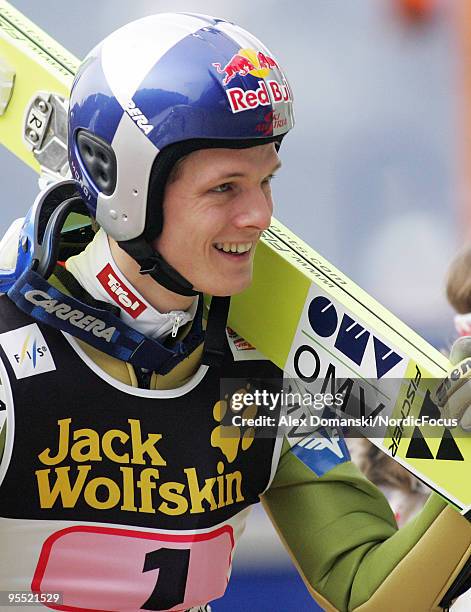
(214, 242, 253, 255)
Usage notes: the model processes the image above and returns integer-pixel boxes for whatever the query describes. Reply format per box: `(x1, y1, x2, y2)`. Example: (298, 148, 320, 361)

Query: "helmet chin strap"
(118, 237, 198, 297)
(118, 236, 231, 368)
(116, 137, 285, 364)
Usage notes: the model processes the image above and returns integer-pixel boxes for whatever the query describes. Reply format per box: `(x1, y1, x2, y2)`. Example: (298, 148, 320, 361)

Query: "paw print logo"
(211, 386, 257, 463)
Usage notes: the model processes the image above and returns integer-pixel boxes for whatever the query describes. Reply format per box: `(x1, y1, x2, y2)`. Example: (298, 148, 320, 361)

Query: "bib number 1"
(142, 548, 190, 610)
(32, 525, 234, 611)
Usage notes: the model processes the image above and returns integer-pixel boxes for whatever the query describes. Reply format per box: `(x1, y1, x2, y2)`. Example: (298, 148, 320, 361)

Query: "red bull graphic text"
(226, 79, 292, 113)
(212, 47, 293, 114)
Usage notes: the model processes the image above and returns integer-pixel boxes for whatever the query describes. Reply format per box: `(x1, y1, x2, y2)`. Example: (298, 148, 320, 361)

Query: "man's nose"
(233, 188, 273, 230)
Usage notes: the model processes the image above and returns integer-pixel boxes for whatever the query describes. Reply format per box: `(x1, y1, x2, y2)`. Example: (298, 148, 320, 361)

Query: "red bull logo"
(213, 48, 292, 115)
(227, 79, 292, 114)
(257, 51, 278, 70)
(213, 55, 256, 86)
(212, 48, 279, 86)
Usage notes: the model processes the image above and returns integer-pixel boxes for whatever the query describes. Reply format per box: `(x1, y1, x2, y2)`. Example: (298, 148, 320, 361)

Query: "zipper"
(171, 314, 183, 338)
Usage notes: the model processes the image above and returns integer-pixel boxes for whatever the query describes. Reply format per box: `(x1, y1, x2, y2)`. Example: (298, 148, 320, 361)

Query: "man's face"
(153, 143, 281, 296)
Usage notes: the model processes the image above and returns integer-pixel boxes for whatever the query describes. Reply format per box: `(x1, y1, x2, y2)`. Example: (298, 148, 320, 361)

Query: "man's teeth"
(215, 242, 252, 254)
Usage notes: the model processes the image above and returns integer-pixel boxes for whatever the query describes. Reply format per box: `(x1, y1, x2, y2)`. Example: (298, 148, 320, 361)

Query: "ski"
(0, 0, 77, 176)
(0, 0, 469, 516)
(232, 221, 470, 515)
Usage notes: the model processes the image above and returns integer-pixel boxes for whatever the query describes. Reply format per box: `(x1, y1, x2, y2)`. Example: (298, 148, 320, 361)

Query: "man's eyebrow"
(213, 161, 283, 181)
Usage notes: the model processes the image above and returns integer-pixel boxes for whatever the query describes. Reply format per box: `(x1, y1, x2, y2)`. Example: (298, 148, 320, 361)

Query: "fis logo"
(13, 333, 48, 369)
(0, 324, 56, 379)
(97, 264, 147, 319)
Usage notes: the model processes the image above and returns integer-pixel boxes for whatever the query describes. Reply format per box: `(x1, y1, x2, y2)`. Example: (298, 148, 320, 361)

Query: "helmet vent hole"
(76, 129, 117, 196)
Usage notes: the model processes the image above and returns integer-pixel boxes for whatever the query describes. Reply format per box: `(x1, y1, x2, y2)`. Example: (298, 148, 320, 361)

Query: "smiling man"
(0, 12, 469, 612)
(108, 145, 281, 308)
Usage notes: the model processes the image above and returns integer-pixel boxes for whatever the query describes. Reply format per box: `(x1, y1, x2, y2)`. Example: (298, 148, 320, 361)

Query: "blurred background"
(0, 0, 467, 609)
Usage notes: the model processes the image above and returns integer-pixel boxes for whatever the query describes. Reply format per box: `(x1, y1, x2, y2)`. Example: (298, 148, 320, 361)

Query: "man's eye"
(212, 183, 231, 193)
(263, 174, 276, 186)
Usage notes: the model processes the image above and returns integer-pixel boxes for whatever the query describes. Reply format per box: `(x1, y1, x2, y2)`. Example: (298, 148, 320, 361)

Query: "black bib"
(0, 295, 282, 532)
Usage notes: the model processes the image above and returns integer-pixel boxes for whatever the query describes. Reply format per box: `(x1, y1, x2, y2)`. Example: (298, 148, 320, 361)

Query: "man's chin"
(200, 274, 253, 297)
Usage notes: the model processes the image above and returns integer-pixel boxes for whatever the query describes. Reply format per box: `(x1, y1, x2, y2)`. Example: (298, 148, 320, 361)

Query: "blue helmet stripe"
(133, 26, 276, 150)
(70, 51, 124, 145)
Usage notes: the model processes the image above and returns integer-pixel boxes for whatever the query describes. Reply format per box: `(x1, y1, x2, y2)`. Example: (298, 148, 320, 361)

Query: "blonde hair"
(446, 243, 471, 314)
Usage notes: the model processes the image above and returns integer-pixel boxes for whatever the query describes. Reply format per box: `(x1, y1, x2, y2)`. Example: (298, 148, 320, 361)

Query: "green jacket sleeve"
(262, 439, 471, 612)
